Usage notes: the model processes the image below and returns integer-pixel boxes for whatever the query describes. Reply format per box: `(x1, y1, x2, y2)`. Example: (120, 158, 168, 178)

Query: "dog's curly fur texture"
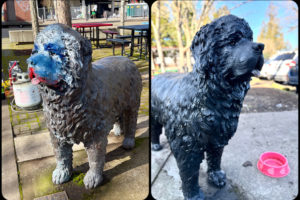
(151, 15, 264, 200)
(27, 24, 142, 189)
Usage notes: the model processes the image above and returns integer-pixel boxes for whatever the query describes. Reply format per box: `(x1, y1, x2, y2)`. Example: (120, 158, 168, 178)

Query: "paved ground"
(151, 110, 298, 200)
(2, 99, 149, 200)
(1, 101, 21, 200)
(14, 115, 148, 163)
(19, 135, 149, 200)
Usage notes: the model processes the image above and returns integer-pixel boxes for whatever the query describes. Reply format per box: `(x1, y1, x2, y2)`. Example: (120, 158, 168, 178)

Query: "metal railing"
(37, 7, 84, 21)
(37, 7, 55, 20)
(37, 4, 149, 21)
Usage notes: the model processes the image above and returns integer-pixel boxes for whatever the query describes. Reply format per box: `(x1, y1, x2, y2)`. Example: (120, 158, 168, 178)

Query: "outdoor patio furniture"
(118, 24, 149, 59)
(72, 23, 113, 48)
(106, 38, 131, 56)
(101, 29, 119, 46)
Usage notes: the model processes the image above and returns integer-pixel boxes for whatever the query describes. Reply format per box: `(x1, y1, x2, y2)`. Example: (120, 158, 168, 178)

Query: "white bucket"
(13, 72, 41, 109)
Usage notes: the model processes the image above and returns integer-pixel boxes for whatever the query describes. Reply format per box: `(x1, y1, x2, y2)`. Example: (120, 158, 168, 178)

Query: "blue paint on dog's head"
(27, 23, 92, 87)
(27, 39, 66, 85)
(27, 51, 63, 84)
(43, 42, 65, 59)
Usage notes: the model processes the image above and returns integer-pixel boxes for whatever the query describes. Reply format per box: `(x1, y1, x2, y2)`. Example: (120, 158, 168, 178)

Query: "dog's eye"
(49, 51, 56, 56)
(230, 41, 237, 46)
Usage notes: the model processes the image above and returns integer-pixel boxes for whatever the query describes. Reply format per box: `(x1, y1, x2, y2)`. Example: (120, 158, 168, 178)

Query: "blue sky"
(212, 1, 298, 49)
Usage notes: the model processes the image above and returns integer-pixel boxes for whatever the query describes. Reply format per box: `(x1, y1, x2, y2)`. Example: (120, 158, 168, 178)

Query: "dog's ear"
(191, 24, 209, 61)
(191, 24, 216, 74)
(80, 37, 92, 68)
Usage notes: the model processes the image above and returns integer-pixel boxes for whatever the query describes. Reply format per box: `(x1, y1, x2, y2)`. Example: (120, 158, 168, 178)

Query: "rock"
(242, 161, 253, 167)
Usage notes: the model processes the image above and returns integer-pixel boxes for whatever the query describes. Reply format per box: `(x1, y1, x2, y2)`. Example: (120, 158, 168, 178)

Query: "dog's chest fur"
(40, 85, 93, 144)
(153, 72, 250, 148)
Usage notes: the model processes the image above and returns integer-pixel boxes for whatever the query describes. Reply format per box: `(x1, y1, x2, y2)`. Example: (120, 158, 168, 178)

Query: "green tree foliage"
(257, 4, 288, 60)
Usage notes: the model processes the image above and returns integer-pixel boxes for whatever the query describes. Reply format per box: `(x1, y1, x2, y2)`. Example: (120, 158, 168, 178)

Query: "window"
(274, 53, 296, 61)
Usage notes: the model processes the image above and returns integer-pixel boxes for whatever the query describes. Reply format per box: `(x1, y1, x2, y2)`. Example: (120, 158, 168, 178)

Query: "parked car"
(259, 51, 297, 80)
(274, 54, 298, 92)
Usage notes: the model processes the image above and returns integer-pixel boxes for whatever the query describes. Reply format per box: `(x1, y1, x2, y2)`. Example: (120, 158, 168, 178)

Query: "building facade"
(1, 0, 148, 25)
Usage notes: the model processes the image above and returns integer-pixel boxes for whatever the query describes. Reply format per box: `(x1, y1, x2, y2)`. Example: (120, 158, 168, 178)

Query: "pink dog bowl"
(257, 152, 290, 178)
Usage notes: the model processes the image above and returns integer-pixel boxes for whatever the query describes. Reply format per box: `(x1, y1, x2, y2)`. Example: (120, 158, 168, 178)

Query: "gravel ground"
(242, 80, 298, 113)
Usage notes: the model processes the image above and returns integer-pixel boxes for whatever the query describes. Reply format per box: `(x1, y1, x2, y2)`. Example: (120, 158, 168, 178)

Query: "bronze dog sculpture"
(151, 15, 264, 199)
(27, 24, 142, 189)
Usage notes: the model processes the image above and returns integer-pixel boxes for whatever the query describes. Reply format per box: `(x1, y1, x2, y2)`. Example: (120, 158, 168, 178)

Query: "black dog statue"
(151, 15, 264, 200)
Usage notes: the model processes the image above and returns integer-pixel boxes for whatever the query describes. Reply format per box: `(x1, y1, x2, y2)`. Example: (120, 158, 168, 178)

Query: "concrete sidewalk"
(1, 100, 21, 200)
(14, 115, 148, 163)
(151, 110, 298, 200)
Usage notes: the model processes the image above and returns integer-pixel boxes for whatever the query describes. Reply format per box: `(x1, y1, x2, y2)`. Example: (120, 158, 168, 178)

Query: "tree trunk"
(173, 1, 185, 72)
(82, 0, 87, 20)
(120, 0, 125, 35)
(151, 1, 166, 73)
(54, 0, 72, 26)
(186, 49, 193, 71)
(29, 0, 39, 39)
(151, 49, 155, 71)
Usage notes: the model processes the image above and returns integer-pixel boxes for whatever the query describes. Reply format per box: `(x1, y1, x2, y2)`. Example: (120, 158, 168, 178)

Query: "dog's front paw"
(151, 143, 162, 151)
(84, 170, 103, 189)
(207, 170, 226, 188)
(52, 167, 72, 184)
(122, 138, 135, 150)
(185, 189, 205, 200)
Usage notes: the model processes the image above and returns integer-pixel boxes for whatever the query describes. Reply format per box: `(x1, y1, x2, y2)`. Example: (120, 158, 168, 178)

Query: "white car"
(260, 51, 297, 80)
(274, 53, 298, 84)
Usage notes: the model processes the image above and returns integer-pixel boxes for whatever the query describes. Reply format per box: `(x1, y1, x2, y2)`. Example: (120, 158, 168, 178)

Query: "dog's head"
(27, 23, 92, 88)
(191, 15, 264, 82)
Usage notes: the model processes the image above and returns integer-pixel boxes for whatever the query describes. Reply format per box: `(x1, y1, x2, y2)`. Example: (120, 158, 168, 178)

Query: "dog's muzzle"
(28, 67, 59, 86)
(29, 67, 42, 85)
(251, 43, 264, 77)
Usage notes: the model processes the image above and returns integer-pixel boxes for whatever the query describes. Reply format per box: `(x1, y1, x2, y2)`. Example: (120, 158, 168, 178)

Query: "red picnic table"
(72, 23, 113, 48)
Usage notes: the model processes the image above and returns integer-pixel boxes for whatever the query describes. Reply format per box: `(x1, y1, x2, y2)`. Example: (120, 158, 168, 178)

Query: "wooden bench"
(101, 29, 119, 45)
(106, 38, 131, 56)
(115, 34, 143, 40)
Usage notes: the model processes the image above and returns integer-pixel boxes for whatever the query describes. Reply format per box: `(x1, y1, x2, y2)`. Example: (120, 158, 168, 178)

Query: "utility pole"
(29, 0, 39, 39)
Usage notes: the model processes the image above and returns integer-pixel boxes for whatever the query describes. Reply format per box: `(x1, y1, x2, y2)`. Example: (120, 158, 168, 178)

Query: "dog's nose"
(252, 43, 264, 51)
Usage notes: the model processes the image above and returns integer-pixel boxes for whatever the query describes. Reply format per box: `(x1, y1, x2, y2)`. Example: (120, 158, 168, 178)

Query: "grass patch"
(82, 192, 95, 200)
(135, 137, 146, 148)
(33, 168, 61, 197)
(72, 172, 86, 186)
(271, 82, 294, 91)
(19, 183, 23, 200)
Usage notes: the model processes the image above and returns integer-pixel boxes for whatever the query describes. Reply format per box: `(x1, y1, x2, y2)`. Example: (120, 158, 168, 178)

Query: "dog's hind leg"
(206, 146, 226, 188)
(83, 135, 107, 189)
(50, 133, 73, 184)
(122, 109, 138, 149)
(151, 116, 163, 151)
(172, 146, 205, 200)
